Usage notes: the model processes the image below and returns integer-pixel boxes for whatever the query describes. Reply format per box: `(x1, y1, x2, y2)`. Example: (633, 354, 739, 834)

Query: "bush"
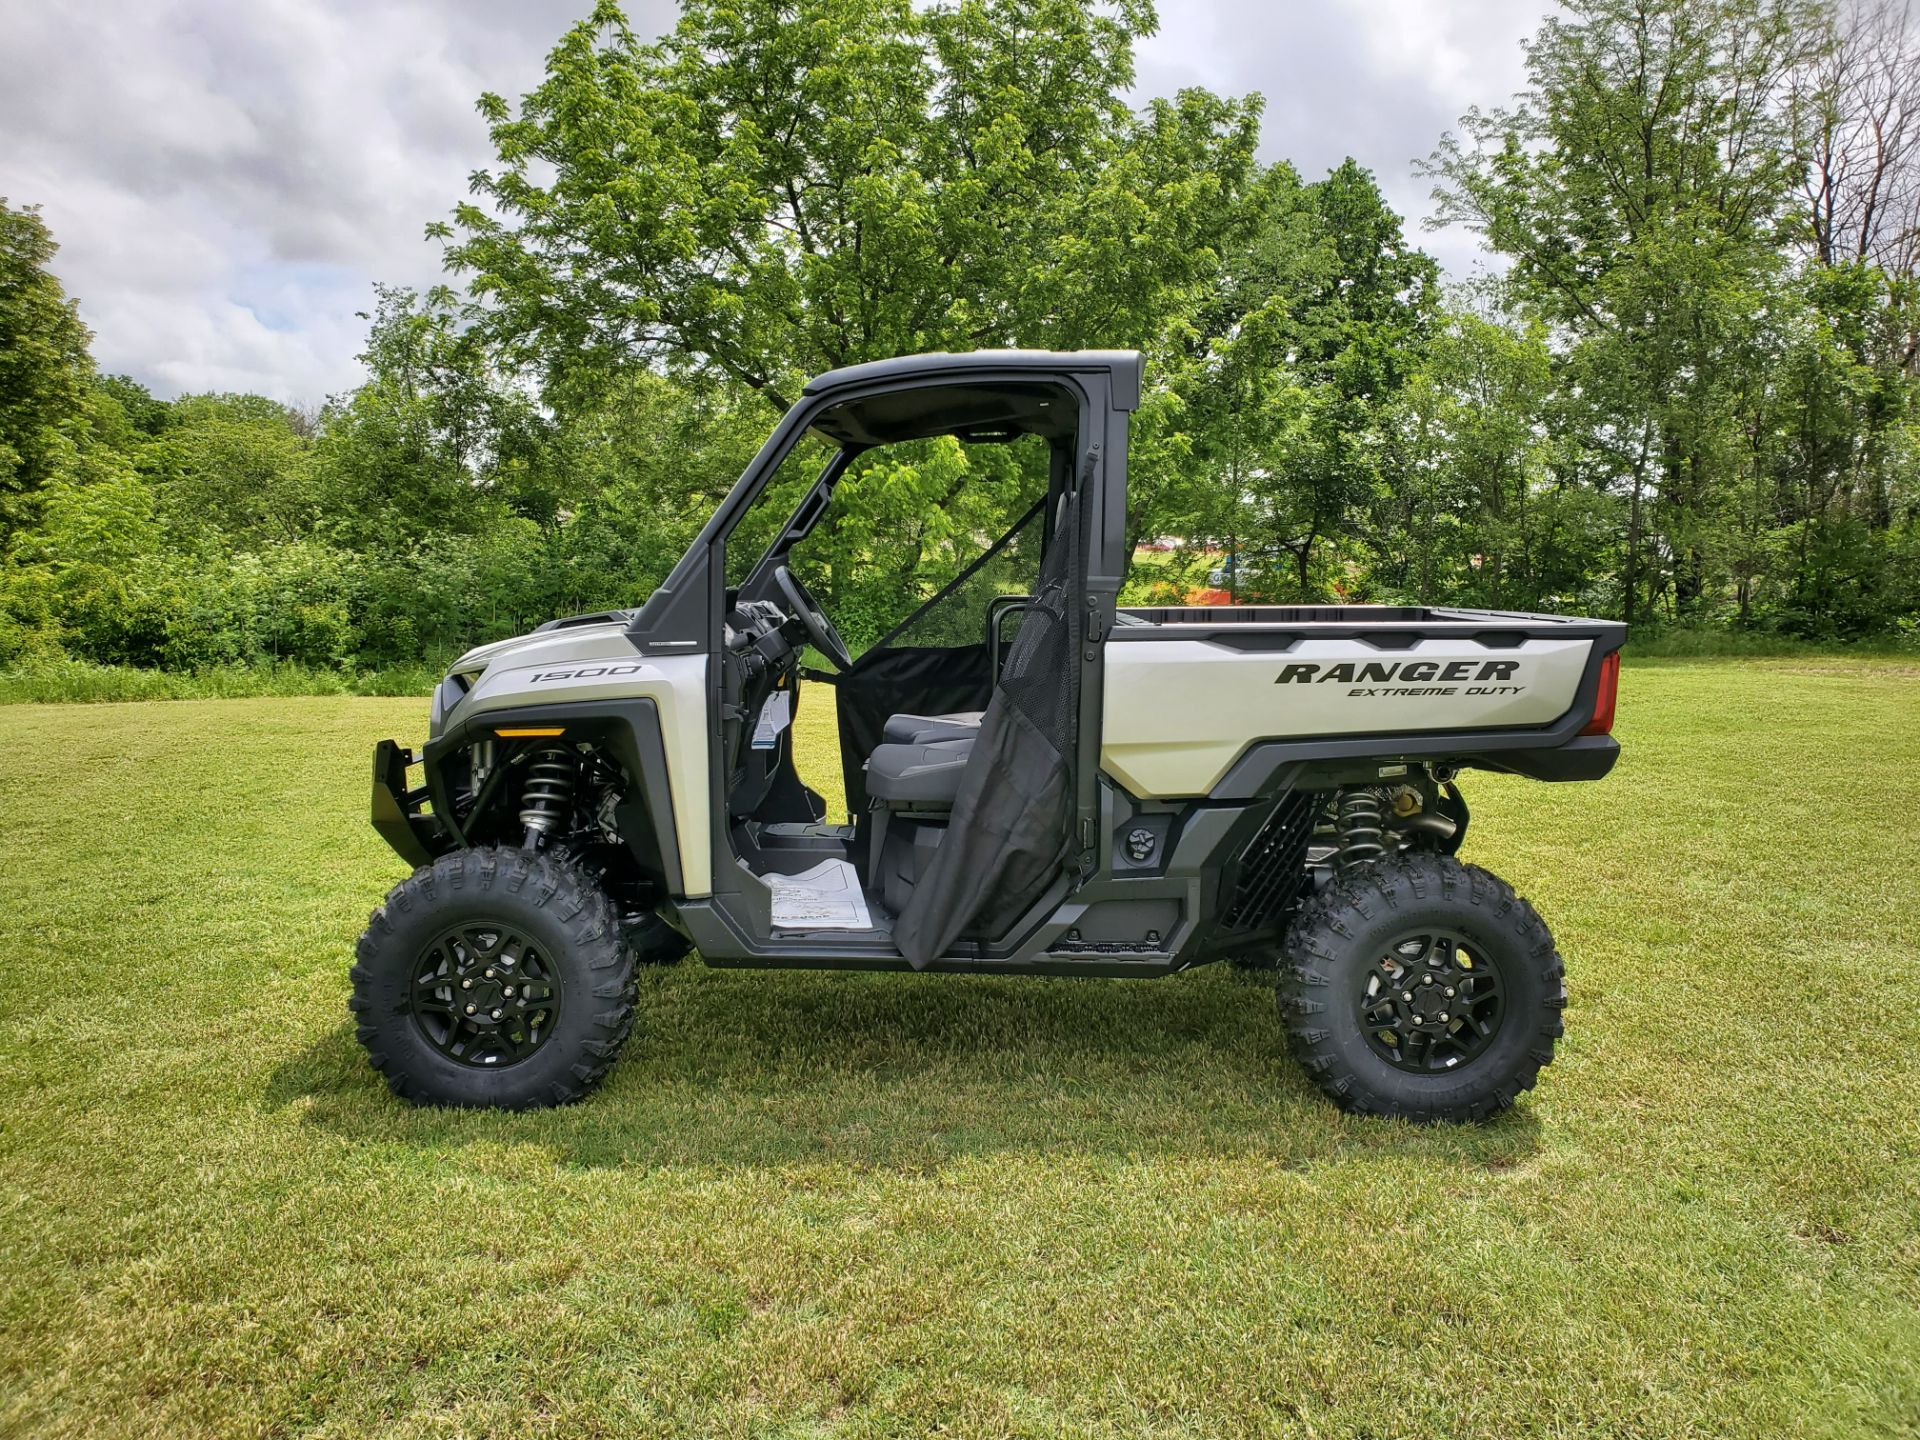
(1624, 625, 1920, 658)
(0, 656, 440, 704)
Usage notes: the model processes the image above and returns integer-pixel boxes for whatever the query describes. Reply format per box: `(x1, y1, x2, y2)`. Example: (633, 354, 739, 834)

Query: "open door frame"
(643, 354, 1136, 968)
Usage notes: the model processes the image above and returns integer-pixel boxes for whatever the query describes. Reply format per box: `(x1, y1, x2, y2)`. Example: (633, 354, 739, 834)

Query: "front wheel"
(349, 847, 637, 1109)
(1278, 854, 1565, 1123)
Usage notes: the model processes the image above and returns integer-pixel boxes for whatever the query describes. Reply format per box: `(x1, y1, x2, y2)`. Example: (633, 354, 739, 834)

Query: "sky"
(0, 0, 1549, 406)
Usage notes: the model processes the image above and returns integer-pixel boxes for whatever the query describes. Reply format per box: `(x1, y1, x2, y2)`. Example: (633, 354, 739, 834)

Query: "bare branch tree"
(1797, 0, 1920, 275)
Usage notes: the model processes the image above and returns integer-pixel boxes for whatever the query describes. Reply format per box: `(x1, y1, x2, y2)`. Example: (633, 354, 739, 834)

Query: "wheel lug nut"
(462, 979, 472, 990)
(1438, 1013, 1450, 1023)
(1445, 987, 1455, 997)
(484, 969, 495, 980)
(491, 1009, 502, 1020)
(465, 1004, 476, 1015)
(503, 985, 515, 997)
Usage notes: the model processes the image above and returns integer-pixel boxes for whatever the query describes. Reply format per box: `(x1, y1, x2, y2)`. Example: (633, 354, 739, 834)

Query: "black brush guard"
(371, 739, 440, 868)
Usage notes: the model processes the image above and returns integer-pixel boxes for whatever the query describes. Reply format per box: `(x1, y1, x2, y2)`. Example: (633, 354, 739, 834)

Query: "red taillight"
(1582, 650, 1619, 735)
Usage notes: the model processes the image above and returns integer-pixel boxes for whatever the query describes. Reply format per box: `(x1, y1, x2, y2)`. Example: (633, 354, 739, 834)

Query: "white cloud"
(0, 0, 677, 403)
(0, 0, 1546, 403)
(1133, 0, 1547, 275)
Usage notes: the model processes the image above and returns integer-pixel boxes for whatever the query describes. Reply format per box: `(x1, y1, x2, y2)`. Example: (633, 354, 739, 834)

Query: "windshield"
(770, 433, 1049, 656)
(722, 376, 1078, 654)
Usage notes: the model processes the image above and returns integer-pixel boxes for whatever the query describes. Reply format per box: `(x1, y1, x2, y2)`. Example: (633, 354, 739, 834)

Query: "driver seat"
(880, 711, 983, 746)
(868, 710, 983, 808)
(863, 711, 984, 910)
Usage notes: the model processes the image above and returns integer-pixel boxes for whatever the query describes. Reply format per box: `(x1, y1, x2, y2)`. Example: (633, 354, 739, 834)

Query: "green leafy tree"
(1757, 262, 1920, 633)
(437, 0, 1260, 409)
(1374, 303, 1621, 611)
(143, 396, 319, 544)
(85, 375, 174, 455)
(314, 287, 561, 549)
(1427, 0, 1829, 624)
(0, 200, 95, 534)
(547, 369, 774, 607)
(1161, 161, 1437, 598)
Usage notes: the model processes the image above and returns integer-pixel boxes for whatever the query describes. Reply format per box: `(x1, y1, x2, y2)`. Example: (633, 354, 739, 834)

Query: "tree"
(1428, 0, 1829, 625)
(0, 200, 95, 534)
(143, 395, 319, 544)
(314, 286, 563, 549)
(1795, 0, 1920, 279)
(1776, 2, 1920, 632)
(86, 375, 174, 455)
(1378, 305, 1544, 603)
(436, 0, 1261, 410)
(1759, 261, 1919, 633)
(1164, 160, 1437, 598)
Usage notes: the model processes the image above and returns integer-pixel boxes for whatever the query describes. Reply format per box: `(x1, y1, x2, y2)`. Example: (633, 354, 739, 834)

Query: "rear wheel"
(1278, 853, 1564, 1122)
(350, 846, 636, 1109)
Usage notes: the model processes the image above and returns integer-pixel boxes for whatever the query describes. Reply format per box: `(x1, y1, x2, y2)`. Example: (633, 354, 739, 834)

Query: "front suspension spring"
(518, 748, 576, 840)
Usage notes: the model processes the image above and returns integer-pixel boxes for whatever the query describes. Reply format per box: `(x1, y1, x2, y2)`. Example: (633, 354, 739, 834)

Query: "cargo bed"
(1103, 604, 1625, 797)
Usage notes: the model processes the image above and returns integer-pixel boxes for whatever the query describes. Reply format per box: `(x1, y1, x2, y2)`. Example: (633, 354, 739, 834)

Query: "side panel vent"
(1221, 791, 1319, 931)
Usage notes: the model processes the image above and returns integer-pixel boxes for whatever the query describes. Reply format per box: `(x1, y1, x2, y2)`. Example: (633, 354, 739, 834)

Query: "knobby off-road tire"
(350, 846, 637, 1109)
(1278, 853, 1565, 1123)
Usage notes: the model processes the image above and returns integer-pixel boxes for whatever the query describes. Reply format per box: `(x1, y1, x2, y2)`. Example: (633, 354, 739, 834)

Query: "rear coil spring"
(1334, 789, 1387, 870)
(519, 748, 576, 837)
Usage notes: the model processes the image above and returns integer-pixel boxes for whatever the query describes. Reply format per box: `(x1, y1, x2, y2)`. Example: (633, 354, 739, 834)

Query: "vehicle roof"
(802, 349, 1142, 412)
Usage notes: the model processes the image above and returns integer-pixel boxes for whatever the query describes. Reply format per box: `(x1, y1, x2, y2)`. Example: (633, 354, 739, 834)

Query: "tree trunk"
(1624, 464, 1646, 628)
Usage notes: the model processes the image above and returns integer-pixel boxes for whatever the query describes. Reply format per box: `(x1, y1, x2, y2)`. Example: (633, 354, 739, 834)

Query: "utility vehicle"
(354, 349, 1623, 1121)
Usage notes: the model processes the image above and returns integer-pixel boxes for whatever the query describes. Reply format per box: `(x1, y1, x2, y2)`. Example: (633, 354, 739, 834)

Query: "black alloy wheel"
(409, 922, 562, 1067)
(1355, 929, 1503, 1073)
(351, 846, 636, 1109)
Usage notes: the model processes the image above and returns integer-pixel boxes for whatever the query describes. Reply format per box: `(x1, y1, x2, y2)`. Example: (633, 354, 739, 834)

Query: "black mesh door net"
(894, 476, 1083, 968)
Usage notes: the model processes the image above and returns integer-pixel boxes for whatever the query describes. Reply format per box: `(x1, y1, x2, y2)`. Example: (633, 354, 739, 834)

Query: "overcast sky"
(0, 0, 1549, 405)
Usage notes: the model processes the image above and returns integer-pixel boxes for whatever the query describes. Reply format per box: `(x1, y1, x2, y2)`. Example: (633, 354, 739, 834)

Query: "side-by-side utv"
(354, 350, 1623, 1122)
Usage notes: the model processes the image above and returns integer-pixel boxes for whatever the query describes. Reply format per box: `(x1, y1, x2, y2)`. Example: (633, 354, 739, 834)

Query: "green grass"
(2, 660, 1917, 1438)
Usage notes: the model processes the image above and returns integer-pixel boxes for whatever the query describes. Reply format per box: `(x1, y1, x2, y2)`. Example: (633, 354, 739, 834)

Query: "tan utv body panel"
(1100, 634, 1594, 797)
(446, 623, 714, 897)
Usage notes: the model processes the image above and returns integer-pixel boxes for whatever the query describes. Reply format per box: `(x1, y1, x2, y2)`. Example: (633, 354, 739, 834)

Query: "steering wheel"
(773, 565, 853, 671)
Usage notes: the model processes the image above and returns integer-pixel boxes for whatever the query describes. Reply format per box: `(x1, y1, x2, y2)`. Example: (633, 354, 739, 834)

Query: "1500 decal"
(527, 664, 650, 682)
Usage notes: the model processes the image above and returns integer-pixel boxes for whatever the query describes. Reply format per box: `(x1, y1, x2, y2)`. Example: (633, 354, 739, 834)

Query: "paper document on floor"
(767, 858, 873, 930)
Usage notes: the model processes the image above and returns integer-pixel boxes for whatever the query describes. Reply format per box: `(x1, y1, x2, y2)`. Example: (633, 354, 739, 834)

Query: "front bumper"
(371, 739, 441, 868)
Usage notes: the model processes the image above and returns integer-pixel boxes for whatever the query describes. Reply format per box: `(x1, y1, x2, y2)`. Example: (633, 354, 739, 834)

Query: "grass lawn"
(2, 659, 1917, 1438)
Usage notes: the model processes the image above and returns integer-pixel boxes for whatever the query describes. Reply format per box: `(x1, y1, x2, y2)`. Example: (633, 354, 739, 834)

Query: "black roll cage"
(616, 351, 1143, 960)
(621, 352, 1141, 656)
